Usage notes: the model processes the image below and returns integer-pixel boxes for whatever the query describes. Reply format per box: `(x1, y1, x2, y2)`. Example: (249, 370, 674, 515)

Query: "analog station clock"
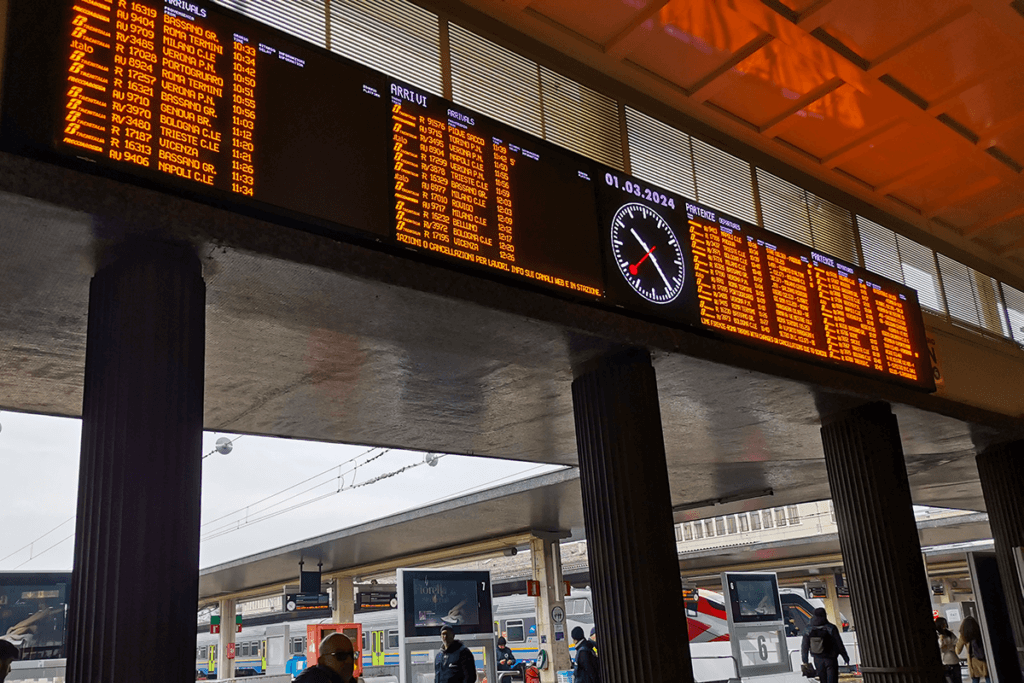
(609, 202, 686, 304)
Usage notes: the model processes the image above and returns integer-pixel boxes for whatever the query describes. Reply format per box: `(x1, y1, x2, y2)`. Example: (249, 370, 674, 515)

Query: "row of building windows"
(676, 506, 801, 542)
(215, 0, 1024, 347)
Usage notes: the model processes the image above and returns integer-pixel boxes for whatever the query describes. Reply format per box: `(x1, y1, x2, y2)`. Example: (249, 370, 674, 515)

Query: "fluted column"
(67, 241, 205, 683)
(571, 349, 692, 683)
(820, 402, 943, 683)
(977, 441, 1024, 682)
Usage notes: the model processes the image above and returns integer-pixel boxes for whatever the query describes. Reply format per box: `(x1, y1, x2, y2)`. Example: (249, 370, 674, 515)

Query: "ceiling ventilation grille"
(214, 0, 326, 47)
(624, 107, 697, 200)
(448, 24, 544, 139)
(691, 138, 758, 225)
(539, 68, 624, 170)
(329, 0, 442, 95)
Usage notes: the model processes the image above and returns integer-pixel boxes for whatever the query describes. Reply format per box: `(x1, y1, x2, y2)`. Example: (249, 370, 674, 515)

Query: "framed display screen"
(723, 572, 783, 625)
(0, 572, 72, 660)
(400, 570, 493, 638)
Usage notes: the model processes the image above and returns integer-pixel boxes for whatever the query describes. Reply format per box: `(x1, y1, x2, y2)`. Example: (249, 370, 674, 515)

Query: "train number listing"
(597, 170, 931, 387)
(58, 0, 391, 236)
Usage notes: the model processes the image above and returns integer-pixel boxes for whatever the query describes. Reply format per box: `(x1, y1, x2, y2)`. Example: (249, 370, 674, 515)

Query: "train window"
(762, 510, 773, 529)
(198, 646, 207, 659)
(675, 524, 682, 542)
(738, 514, 749, 533)
(704, 520, 715, 537)
(684, 523, 693, 541)
(726, 516, 737, 534)
(775, 508, 787, 526)
(693, 523, 703, 539)
(750, 512, 761, 531)
(715, 517, 726, 535)
(581, 600, 592, 614)
(290, 637, 303, 655)
(506, 619, 525, 643)
(787, 506, 800, 524)
(387, 630, 399, 649)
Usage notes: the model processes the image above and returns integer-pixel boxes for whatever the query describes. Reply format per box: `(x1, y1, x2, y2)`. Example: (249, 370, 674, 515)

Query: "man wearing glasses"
(294, 633, 361, 683)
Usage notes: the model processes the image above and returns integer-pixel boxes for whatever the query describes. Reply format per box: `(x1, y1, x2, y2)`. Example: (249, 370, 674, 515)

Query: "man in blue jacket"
(435, 625, 477, 683)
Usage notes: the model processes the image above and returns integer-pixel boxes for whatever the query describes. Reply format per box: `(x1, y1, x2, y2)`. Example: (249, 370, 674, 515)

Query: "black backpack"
(971, 638, 986, 662)
(809, 625, 834, 657)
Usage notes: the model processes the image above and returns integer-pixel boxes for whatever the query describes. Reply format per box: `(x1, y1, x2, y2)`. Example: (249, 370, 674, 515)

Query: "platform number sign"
(738, 631, 781, 665)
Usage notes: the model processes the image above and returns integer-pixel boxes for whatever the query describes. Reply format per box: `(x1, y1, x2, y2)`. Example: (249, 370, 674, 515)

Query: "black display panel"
(724, 572, 782, 625)
(389, 80, 604, 298)
(1, 0, 390, 238)
(0, 572, 72, 660)
(401, 570, 493, 638)
(596, 169, 933, 389)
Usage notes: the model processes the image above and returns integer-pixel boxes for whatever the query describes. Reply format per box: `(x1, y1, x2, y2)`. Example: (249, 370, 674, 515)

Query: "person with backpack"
(936, 617, 962, 683)
(956, 616, 989, 683)
(801, 608, 849, 683)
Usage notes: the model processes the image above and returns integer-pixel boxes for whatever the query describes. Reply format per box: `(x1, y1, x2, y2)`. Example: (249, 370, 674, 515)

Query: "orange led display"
(390, 81, 604, 298)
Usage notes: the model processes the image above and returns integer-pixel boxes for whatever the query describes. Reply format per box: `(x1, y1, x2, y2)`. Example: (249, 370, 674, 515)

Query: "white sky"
(0, 410, 563, 570)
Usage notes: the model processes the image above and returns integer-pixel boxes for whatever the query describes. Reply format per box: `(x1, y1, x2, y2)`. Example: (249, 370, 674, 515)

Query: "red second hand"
(629, 245, 656, 275)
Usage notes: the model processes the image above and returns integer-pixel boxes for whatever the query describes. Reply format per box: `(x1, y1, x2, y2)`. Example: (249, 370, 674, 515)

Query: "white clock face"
(609, 202, 685, 304)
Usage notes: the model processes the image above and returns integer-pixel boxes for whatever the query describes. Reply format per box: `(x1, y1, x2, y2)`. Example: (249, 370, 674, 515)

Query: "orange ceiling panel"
(836, 122, 959, 187)
(705, 39, 838, 128)
(887, 159, 993, 210)
(775, 80, 903, 159)
(528, 0, 650, 46)
(942, 68, 1024, 139)
(931, 186, 1024, 230)
(625, 1, 763, 90)
(816, 0, 970, 62)
(881, 13, 1016, 103)
(989, 128, 1024, 170)
(775, 0, 820, 12)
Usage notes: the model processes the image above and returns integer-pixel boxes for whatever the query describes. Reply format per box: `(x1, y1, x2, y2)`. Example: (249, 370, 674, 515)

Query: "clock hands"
(629, 245, 655, 275)
(630, 227, 673, 291)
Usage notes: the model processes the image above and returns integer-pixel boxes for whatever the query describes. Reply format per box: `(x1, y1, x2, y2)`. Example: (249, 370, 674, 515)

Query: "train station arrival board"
(0, 0, 934, 391)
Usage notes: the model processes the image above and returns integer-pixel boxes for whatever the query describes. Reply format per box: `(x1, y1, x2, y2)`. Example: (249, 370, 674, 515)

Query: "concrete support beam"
(65, 241, 205, 683)
(530, 535, 571, 683)
(819, 402, 944, 683)
(219, 598, 237, 680)
(572, 349, 693, 683)
(333, 576, 355, 624)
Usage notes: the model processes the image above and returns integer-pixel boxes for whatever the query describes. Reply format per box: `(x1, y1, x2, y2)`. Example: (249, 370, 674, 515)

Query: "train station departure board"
(389, 80, 603, 297)
(0, 0, 934, 391)
(7, 0, 391, 237)
(597, 169, 930, 386)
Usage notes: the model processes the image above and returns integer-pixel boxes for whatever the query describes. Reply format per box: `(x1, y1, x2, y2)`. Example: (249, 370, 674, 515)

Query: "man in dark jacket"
(801, 608, 849, 683)
(293, 633, 360, 683)
(435, 625, 477, 683)
(496, 636, 516, 671)
(571, 626, 600, 683)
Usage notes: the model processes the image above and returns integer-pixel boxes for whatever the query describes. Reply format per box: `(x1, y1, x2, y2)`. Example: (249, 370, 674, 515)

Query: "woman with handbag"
(955, 616, 989, 683)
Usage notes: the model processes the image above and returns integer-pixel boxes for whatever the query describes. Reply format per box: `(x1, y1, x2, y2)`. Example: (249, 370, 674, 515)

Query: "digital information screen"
(0, 572, 72, 660)
(389, 80, 603, 297)
(400, 570, 493, 638)
(597, 170, 931, 387)
(53, 0, 390, 236)
(0, 0, 933, 392)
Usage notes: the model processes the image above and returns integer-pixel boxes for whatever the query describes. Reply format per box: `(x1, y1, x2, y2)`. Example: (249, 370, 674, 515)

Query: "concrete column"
(571, 349, 692, 683)
(530, 534, 571, 682)
(218, 598, 237, 679)
(333, 576, 355, 623)
(819, 402, 943, 683)
(66, 241, 205, 683)
(822, 574, 841, 629)
(976, 441, 1024, 674)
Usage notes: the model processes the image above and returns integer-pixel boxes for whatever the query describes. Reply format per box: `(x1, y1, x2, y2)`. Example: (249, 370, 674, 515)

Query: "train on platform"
(194, 587, 840, 679)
